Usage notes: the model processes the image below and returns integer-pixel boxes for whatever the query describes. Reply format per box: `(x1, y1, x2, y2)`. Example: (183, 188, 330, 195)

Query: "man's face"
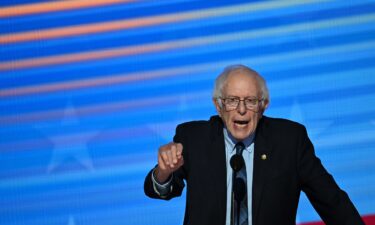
(214, 70, 265, 141)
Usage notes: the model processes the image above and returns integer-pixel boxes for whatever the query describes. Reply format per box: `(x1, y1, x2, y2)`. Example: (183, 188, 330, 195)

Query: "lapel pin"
(261, 154, 267, 160)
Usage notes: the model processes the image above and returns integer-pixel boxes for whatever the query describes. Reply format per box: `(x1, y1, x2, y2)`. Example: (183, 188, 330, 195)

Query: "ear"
(259, 99, 269, 115)
(212, 98, 222, 117)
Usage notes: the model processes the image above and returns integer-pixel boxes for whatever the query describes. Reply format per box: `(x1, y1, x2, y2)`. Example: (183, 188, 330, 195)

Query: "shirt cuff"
(151, 168, 173, 198)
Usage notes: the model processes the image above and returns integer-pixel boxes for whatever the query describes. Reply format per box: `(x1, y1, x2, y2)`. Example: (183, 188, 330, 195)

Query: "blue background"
(0, 0, 374, 224)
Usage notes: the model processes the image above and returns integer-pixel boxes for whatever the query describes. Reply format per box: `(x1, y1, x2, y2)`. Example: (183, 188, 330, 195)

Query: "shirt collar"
(223, 127, 255, 153)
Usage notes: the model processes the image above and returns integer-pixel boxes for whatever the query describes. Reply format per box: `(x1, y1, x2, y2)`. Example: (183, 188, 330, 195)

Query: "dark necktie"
(234, 142, 248, 225)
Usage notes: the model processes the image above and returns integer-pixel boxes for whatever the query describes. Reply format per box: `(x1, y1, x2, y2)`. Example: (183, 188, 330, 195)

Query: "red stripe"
(298, 214, 375, 225)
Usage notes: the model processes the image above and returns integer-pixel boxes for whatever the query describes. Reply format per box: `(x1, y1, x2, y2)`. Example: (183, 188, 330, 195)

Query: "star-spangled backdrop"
(0, 0, 375, 225)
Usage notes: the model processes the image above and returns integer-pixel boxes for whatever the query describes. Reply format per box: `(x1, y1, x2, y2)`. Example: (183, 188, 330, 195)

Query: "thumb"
(176, 155, 184, 168)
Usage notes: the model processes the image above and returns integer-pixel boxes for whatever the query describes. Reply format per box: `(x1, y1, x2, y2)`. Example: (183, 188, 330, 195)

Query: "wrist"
(154, 167, 171, 184)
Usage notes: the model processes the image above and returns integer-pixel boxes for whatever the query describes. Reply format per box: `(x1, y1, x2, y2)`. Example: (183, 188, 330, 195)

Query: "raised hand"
(154, 142, 184, 183)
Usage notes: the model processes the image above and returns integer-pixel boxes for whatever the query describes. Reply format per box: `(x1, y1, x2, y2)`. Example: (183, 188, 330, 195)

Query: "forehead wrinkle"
(222, 75, 260, 98)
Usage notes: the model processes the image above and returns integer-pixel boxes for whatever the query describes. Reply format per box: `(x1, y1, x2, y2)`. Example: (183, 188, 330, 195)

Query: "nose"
(237, 100, 247, 115)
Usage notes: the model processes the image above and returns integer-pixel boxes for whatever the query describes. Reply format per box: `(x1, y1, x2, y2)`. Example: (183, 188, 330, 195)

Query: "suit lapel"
(252, 117, 273, 223)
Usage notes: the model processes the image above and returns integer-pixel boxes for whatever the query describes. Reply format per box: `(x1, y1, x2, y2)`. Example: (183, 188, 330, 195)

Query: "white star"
(36, 102, 98, 173)
(289, 100, 333, 141)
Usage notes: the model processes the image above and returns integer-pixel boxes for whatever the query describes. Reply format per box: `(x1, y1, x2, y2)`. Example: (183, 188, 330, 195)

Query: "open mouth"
(234, 120, 249, 125)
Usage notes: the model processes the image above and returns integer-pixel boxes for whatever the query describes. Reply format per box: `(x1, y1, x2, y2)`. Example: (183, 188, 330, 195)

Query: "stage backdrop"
(1, 0, 375, 225)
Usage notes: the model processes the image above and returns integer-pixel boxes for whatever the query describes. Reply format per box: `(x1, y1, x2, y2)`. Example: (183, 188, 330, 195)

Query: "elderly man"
(144, 65, 364, 225)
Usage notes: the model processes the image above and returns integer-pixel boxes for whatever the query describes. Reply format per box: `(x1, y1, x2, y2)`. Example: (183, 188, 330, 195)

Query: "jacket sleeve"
(144, 124, 188, 200)
(297, 126, 364, 225)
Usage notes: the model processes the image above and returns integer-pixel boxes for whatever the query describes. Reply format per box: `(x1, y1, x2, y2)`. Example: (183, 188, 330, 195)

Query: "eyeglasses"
(220, 97, 263, 111)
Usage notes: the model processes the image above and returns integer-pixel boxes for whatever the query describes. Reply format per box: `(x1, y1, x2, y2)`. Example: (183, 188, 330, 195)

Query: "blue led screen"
(1, 1, 375, 225)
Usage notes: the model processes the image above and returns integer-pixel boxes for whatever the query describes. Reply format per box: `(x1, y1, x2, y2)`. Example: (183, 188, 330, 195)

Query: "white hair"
(213, 64, 270, 107)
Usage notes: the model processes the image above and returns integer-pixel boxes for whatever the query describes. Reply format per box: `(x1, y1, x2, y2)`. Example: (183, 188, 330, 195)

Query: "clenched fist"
(154, 142, 184, 183)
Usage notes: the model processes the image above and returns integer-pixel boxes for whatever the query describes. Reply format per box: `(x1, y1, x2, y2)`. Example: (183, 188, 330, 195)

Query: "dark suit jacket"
(144, 116, 364, 225)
